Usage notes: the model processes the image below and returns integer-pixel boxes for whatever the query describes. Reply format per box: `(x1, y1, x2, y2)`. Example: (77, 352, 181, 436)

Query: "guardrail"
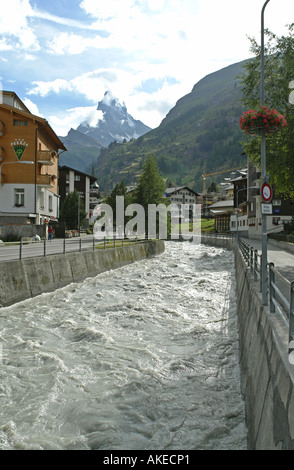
(0, 236, 150, 262)
(237, 236, 294, 357)
(200, 233, 294, 356)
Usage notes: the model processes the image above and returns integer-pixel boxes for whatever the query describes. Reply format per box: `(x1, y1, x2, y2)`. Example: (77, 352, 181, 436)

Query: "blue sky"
(1, 0, 294, 136)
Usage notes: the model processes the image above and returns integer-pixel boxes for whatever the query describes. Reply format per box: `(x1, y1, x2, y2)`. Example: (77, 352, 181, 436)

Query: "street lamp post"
(0, 160, 34, 185)
(261, 0, 271, 305)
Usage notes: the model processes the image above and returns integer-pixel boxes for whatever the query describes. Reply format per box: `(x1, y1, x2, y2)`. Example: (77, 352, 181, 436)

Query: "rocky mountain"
(77, 91, 151, 147)
(59, 128, 103, 173)
(59, 91, 151, 173)
(89, 59, 250, 193)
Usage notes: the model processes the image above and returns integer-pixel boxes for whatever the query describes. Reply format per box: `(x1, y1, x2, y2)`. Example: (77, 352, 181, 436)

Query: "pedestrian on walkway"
(48, 226, 53, 241)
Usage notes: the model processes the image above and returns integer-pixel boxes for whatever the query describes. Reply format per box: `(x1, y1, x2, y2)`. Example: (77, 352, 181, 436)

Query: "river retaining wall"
(201, 234, 294, 450)
(0, 240, 165, 308)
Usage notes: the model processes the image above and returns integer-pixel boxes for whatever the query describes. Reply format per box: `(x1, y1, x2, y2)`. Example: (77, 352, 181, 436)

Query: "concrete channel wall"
(0, 240, 165, 308)
(201, 234, 294, 450)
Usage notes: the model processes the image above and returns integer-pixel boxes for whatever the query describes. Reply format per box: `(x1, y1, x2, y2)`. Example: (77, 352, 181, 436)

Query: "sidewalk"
(241, 237, 294, 283)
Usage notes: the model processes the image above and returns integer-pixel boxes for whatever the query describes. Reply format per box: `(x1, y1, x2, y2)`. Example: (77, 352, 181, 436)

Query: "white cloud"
(28, 78, 72, 97)
(48, 106, 104, 136)
(0, 0, 40, 51)
(4, 0, 294, 136)
(22, 98, 44, 117)
(46, 32, 110, 55)
(79, 0, 137, 21)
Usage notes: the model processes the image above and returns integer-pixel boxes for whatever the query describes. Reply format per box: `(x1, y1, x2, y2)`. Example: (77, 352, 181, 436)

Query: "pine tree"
(59, 190, 87, 230)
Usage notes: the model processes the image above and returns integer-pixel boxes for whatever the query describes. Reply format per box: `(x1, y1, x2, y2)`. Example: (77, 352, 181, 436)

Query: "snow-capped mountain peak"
(76, 91, 151, 146)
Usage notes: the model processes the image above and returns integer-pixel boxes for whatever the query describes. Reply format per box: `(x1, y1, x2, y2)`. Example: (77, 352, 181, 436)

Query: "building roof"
(59, 165, 97, 184)
(209, 199, 234, 209)
(165, 186, 200, 196)
(1, 91, 67, 152)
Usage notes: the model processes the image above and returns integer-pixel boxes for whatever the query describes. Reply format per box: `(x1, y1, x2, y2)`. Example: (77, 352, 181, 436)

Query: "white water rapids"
(0, 242, 247, 450)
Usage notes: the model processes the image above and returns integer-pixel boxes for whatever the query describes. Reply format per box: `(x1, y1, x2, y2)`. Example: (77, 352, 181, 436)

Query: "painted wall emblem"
(11, 139, 29, 160)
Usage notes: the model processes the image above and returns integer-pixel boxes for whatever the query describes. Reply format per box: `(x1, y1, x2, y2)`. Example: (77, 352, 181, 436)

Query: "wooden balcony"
(37, 174, 56, 187)
(37, 150, 55, 166)
(0, 121, 5, 136)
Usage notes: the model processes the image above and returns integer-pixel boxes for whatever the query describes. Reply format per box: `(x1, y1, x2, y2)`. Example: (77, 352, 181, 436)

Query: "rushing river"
(0, 242, 247, 450)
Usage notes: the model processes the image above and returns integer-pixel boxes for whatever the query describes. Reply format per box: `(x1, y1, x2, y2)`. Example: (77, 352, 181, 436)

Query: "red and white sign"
(261, 183, 273, 203)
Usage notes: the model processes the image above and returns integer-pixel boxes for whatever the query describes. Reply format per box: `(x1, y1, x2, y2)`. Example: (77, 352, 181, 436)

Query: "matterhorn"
(59, 91, 151, 172)
(76, 91, 151, 147)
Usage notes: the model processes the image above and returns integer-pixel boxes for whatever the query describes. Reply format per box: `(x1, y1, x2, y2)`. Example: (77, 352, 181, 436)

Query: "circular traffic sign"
(261, 183, 273, 203)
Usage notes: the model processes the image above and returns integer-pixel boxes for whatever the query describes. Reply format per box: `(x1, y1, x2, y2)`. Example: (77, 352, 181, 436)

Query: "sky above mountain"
(0, 0, 293, 136)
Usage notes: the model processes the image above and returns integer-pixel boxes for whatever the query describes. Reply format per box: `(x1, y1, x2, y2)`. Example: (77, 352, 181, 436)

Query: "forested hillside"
(89, 59, 249, 193)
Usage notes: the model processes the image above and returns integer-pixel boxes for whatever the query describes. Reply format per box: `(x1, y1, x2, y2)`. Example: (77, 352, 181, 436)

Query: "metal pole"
(269, 262, 275, 312)
(254, 249, 258, 281)
(78, 195, 80, 235)
(289, 282, 294, 357)
(261, 0, 271, 305)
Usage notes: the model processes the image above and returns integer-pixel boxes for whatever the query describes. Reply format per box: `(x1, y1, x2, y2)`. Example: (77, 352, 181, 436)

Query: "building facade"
(58, 165, 99, 226)
(0, 91, 66, 225)
(230, 160, 294, 238)
(164, 186, 200, 221)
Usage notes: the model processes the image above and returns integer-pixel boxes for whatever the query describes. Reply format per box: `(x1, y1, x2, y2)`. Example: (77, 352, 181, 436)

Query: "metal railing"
(239, 238, 263, 291)
(0, 236, 150, 262)
(201, 233, 294, 356)
(238, 237, 294, 357)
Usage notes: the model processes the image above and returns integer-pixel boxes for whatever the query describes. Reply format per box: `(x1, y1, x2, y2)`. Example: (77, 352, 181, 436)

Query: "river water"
(0, 242, 247, 450)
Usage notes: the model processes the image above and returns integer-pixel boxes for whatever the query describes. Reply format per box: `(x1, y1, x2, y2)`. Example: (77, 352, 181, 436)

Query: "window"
(49, 195, 53, 212)
(74, 175, 81, 181)
(14, 188, 24, 207)
(13, 119, 28, 126)
(39, 191, 45, 209)
(273, 199, 282, 206)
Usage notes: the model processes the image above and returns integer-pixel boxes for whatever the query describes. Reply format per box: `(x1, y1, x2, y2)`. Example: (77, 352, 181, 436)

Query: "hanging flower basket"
(239, 106, 287, 136)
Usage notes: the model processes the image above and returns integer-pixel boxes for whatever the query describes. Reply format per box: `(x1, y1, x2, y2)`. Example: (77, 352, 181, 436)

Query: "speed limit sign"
(261, 183, 273, 203)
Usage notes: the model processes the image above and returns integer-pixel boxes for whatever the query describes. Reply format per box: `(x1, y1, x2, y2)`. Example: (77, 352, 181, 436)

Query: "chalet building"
(0, 91, 66, 225)
(230, 160, 294, 239)
(209, 199, 234, 232)
(164, 186, 200, 221)
(58, 165, 99, 226)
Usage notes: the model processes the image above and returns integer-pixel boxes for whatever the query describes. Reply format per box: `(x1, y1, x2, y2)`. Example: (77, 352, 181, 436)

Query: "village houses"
(0, 91, 66, 227)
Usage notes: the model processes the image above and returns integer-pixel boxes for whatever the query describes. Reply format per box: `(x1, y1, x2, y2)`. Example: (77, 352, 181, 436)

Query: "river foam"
(0, 242, 247, 450)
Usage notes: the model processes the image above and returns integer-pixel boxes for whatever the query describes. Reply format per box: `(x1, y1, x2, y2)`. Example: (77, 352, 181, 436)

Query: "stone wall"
(0, 240, 165, 308)
(0, 224, 46, 242)
(201, 234, 294, 450)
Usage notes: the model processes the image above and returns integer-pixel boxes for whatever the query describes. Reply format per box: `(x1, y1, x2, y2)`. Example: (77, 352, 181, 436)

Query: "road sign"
(262, 203, 273, 214)
(261, 183, 273, 203)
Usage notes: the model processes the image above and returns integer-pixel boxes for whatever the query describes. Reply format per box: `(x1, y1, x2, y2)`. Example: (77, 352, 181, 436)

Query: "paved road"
(0, 235, 101, 262)
(0, 235, 145, 262)
(241, 237, 294, 281)
(241, 237, 294, 312)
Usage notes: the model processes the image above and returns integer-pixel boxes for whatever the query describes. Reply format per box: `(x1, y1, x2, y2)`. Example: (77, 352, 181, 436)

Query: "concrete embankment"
(202, 235, 294, 450)
(0, 240, 165, 308)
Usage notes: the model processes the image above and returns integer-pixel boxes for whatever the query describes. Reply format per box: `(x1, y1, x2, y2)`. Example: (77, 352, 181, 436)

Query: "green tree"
(103, 181, 132, 235)
(59, 190, 87, 230)
(240, 23, 294, 196)
(104, 181, 131, 221)
(207, 181, 219, 193)
(133, 154, 166, 236)
(133, 155, 166, 208)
